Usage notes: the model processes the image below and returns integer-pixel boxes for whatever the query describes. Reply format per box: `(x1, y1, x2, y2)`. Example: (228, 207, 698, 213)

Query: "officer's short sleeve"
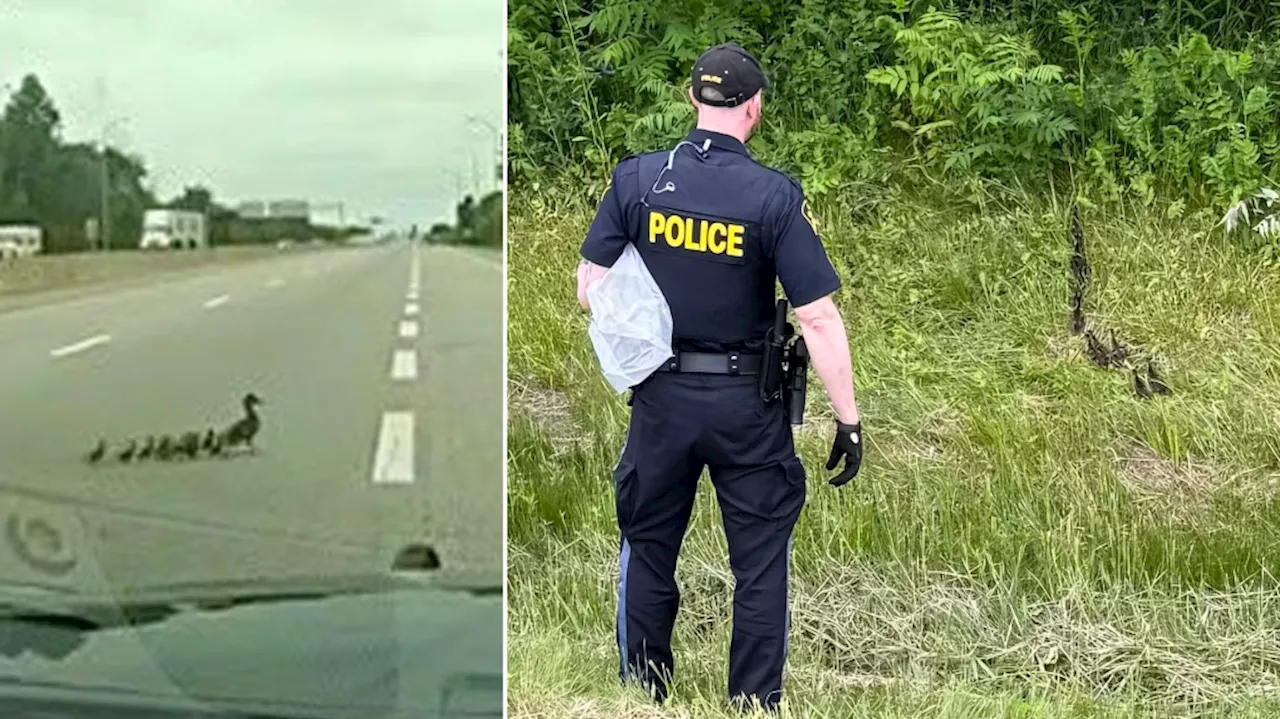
(770, 183, 841, 307)
(580, 160, 634, 268)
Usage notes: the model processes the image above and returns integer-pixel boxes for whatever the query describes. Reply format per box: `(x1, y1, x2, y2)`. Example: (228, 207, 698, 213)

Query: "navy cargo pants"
(612, 370, 806, 711)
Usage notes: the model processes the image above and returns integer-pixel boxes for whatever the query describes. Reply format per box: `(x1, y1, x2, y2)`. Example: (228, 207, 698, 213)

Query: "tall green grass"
(507, 188, 1280, 717)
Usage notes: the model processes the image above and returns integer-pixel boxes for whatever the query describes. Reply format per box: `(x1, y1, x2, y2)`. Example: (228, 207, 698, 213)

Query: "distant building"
(310, 205, 344, 228)
(235, 201, 268, 219)
(235, 199, 311, 222)
(268, 200, 310, 220)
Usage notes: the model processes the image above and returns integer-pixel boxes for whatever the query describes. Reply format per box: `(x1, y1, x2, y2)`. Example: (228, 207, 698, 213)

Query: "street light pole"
(99, 137, 109, 252)
(465, 115, 499, 194)
(98, 118, 127, 252)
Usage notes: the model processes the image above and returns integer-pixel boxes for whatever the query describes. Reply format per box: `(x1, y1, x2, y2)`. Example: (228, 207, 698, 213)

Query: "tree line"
(509, 0, 1280, 215)
(0, 74, 376, 253)
(425, 189, 502, 248)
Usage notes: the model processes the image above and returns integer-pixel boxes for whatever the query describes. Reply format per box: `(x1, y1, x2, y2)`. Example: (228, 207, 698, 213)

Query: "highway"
(0, 241, 503, 601)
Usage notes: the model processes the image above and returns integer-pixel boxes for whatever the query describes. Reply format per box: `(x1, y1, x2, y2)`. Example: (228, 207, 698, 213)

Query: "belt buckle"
(727, 352, 740, 376)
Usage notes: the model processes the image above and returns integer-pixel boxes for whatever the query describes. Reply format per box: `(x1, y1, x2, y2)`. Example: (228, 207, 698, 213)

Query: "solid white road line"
(390, 349, 417, 381)
(203, 294, 231, 309)
(404, 302, 419, 317)
(398, 320, 419, 339)
(50, 334, 111, 358)
(371, 411, 415, 484)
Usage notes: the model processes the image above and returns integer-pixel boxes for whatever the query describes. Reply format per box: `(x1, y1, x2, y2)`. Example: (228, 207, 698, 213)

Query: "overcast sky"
(0, 0, 503, 229)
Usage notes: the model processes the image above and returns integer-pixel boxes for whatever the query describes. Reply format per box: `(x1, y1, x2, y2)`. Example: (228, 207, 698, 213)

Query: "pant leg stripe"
(618, 538, 632, 679)
(783, 536, 793, 664)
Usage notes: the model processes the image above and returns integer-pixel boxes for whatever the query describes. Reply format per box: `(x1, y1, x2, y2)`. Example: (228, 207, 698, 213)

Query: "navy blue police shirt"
(580, 128, 841, 353)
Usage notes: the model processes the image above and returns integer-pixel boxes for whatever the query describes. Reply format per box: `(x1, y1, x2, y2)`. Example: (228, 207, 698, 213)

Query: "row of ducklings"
(88, 430, 223, 464)
(84, 393, 262, 465)
(1069, 205, 1173, 400)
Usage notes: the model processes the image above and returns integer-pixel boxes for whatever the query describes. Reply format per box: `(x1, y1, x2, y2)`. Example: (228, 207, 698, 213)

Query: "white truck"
(140, 209, 207, 250)
(0, 225, 43, 258)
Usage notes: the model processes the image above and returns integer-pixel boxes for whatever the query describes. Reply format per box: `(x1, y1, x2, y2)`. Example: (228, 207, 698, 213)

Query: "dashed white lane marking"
(266, 278, 285, 288)
(371, 411, 414, 484)
(390, 349, 417, 381)
(50, 334, 111, 358)
(203, 294, 231, 309)
(405, 290, 419, 301)
(398, 320, 419, 338)
(404, 302, 419, 317)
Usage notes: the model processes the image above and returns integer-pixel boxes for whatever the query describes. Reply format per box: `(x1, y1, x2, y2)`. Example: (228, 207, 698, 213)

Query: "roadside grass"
(0, 245, 324, 299)
(506, 188, 1280, 717)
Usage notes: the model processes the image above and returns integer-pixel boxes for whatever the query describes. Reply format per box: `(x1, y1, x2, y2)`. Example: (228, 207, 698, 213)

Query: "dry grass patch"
(509, 378, 583, 455)
(1114, 439, 1222, 518)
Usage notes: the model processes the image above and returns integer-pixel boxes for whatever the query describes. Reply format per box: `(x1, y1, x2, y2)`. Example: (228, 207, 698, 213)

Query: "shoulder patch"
(801, 199, 821, 236)
(598, 174, 613, 204)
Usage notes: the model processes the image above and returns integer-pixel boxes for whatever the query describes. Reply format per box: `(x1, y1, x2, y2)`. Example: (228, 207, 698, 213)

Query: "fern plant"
(866, 9, 1077, 178)
(1110, 33, 1277, 207)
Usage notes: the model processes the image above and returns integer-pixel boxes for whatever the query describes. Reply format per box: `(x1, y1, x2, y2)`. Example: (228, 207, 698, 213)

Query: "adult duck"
(221, 393, 264, 453)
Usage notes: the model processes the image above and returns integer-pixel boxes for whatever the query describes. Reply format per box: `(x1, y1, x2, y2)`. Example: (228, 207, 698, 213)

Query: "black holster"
(783, 336, 809, 425)
(761, 298, 809, 425)
(758, 299, 789, 402)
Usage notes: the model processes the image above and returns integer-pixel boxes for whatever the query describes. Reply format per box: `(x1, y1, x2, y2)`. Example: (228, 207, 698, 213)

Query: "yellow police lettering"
(701, 74, 723, 84)
(687, 220, 708, 251)
(648, 210, 665, 243)
(647, 210, 747, 258)
(665, 214, 683, 247)
(706, 222, 726, 254)
(726, 224, 744, 257)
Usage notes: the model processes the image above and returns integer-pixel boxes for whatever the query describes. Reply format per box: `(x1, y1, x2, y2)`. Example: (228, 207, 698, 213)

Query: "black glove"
(825, 421, 862, 487)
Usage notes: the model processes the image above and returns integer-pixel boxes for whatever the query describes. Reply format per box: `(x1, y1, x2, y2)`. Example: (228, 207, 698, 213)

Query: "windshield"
(0, 2, 503, 716)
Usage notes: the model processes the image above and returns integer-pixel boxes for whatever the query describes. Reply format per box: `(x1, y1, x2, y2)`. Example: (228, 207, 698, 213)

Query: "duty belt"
(655, 351, 762, 376)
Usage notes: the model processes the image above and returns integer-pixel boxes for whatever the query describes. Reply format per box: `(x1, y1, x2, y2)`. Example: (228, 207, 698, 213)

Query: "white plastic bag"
(586, 243, 673, 393)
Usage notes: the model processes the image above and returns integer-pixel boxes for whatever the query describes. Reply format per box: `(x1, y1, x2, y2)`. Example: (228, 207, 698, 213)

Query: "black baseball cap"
(691, 43, 770, 107)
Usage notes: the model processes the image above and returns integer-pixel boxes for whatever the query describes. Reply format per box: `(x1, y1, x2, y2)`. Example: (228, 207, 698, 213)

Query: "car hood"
(0, 582, 502, 718)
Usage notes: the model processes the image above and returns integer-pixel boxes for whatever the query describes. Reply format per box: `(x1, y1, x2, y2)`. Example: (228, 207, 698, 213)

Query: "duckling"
(1133, 367, 1153, 399)
(85, 439, 106, 465)
(1084, 329, 1110, 368)
(1108, 329, 1128, 366)
(187, 432, 203, 458)
(136, 436, 156, 461)
(1148, 359, 1171, 395)
(1069, 290, 1085, 335)
(154, 436, 175, 461)
(116, 439, 138, 464)
(222, 393, 263, 453)
(208, 432, 225, 457)
(177, 431, 201, 460)
(1070, 203, 1091, 289)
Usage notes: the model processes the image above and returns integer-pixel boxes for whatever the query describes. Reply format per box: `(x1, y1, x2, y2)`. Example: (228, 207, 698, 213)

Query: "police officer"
(577, 43, 864, 712)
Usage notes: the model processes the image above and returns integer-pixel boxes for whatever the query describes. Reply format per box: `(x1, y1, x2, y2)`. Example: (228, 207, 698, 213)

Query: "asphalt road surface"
(0, 241, 503, 601)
